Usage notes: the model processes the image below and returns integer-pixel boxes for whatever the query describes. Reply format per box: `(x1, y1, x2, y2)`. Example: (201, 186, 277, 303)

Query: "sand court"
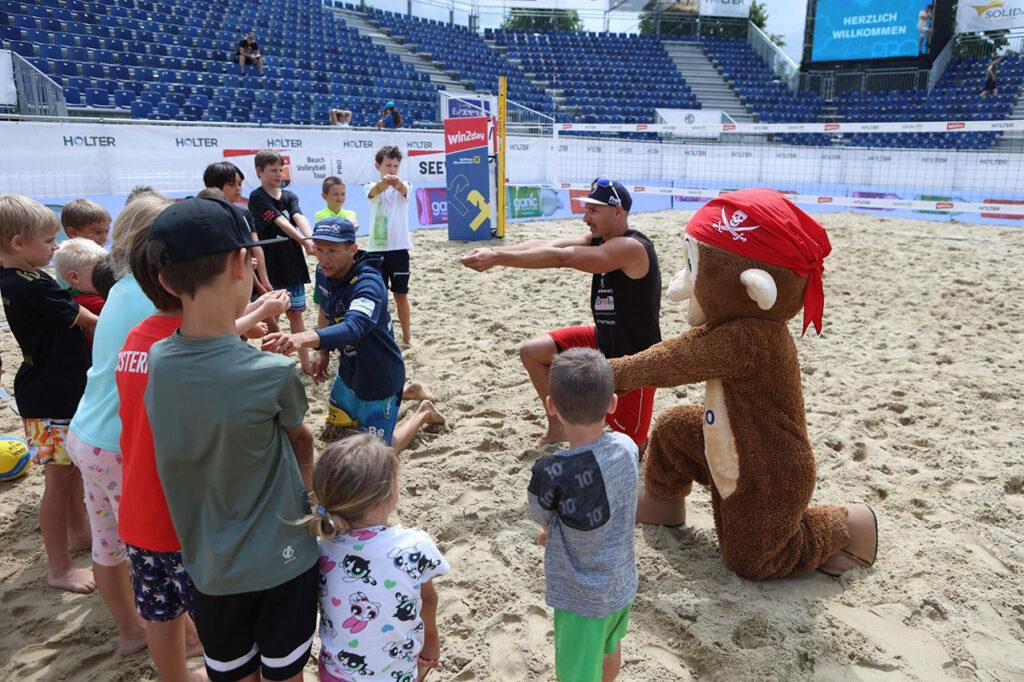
(1, 210, 1022, 680)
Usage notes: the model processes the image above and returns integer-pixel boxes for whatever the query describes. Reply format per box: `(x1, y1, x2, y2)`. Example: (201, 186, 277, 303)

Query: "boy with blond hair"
(52, 237, 108, 315)
(0, 194, 99, 593)
(61, 198, 111, 247)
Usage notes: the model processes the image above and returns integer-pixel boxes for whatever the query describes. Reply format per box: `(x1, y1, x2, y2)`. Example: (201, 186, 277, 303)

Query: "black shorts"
(240, 55, 259, 65)
(192, 563, 318, 682)
(380, 249, 411, 294)
(983, 77, 997, 92)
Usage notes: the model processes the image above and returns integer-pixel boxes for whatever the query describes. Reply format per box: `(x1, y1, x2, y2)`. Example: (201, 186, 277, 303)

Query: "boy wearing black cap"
(461, 178, 661, 449)
(262, 217, 444, 450)
(143, 197, 320, 682)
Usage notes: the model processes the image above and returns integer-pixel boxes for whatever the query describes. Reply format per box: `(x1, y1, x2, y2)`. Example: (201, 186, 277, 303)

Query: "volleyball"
(0, 436, 31, 482)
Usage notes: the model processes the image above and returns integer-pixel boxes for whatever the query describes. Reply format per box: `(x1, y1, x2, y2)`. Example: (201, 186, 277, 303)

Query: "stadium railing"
(9, 50, 66, 117)
(747, 21, 798, 92)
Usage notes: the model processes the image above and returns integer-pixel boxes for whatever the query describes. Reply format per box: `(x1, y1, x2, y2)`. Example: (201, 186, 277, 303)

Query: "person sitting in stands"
(375, 101, 403, 129)
(329, 109, 353, 126)
(238, 32, 265, 77)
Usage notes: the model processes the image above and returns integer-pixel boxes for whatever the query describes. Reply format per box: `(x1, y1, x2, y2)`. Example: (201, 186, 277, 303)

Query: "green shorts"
(553, 603, 632, 682)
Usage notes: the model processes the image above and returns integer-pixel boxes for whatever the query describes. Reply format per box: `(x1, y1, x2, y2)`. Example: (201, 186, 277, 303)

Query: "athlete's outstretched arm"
(461, 236, 646, 275)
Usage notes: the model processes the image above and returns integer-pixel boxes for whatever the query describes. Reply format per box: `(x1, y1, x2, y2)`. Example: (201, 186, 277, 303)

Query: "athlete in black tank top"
(590, 230, 661, 359)
(459, 178, 661, 446)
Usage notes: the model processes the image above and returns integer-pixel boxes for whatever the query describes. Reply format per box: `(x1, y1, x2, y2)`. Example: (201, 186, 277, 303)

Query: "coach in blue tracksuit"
(262, 216, 407, 443)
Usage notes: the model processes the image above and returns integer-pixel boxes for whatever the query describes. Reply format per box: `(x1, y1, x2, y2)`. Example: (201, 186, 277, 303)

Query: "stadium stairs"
(327, 5, 468, 95)
(661, 39, 754, 122)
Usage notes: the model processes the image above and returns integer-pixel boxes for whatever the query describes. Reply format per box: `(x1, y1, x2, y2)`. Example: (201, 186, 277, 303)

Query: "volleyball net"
(551, 119, 1024, 216)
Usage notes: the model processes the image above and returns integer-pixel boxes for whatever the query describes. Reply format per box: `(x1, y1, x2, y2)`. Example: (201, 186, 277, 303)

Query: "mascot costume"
(610, 189, 878, 580)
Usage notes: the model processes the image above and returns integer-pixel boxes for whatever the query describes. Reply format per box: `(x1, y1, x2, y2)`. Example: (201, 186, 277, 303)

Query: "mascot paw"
(819, 504, 878, 576)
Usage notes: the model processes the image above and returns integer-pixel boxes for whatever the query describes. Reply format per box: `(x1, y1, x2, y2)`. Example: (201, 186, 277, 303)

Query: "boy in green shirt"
(144, 197, 320, 682)
(313, 176, 359, 227)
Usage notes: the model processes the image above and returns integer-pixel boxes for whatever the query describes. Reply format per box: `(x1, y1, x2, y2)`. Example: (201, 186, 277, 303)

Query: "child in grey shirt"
(527, 348, 639, 682)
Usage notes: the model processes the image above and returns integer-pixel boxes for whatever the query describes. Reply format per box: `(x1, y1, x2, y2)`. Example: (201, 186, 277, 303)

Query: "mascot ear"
(740, 268, 777, 311)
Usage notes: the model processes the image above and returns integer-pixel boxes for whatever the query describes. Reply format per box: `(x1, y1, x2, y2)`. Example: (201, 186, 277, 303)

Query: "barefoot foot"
(403, 381, 433, 402)
(417, 400, 446, 427)
(118, 631, 148, 656)
(47, 566, 96, 593)
(535, 423, 566, 446)
(636, 485, 686, 526)
(68, 532, 92, 554)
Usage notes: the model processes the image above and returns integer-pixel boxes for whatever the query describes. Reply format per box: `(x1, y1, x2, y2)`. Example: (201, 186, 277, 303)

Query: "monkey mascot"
(610, 189, 877, 580)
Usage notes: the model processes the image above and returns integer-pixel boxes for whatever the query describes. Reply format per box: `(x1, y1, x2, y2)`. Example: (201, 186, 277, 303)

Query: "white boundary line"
(556, 119, 1024, 135)
(555, 182, 1024, 215)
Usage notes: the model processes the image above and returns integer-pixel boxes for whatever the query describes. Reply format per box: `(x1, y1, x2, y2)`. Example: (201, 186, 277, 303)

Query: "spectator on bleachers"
(237, 32, 265, 77)
(375, 101, 403, 129)
(329, 108, 353, 126)
(981, 56, 1005, 98)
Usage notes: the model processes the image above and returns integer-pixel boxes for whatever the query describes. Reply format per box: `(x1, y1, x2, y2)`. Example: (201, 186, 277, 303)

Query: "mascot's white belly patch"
(703, 379, 740, 499)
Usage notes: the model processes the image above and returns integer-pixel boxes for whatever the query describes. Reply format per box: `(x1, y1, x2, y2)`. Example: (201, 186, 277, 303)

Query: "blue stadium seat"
(85, 87, 113, 108)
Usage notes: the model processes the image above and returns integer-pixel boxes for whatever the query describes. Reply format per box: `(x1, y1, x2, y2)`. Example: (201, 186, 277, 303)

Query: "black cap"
(577, 177, 632, 212)
(149, 197, 289, 269)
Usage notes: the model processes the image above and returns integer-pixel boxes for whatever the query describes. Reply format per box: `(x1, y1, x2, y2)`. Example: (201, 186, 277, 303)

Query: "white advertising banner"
(0, 51, 16, 107)
(700, 0, 751, 18)
(956, 0, 1024, 33)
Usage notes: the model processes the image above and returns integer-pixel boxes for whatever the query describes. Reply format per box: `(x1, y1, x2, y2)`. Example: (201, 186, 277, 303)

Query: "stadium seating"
(492, 29, 700, 123)
(1, 0, 1020, 145)
(0, 0, 439, 126)
(833, 55, 1023, 150)
(365, 8, 555, 116)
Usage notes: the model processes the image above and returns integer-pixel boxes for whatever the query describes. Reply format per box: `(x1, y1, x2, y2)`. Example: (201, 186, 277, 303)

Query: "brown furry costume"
(610, 194, 855, 580)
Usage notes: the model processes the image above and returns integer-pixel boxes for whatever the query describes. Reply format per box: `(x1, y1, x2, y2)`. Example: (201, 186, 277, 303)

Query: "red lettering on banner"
(443, 117, 488, 154)
(633, 185, 646, 192)
(825, 123, 840, 132)
(636, 124, 648, 131)
(935, 202, 954, 209)
(817, 197, 833, 204)
(561, 123, 574, 130)
(982, 199, 1024, 219)
(723, 124, 737, 131)
(947, 122, 966, 131)
(560, 182, 572, 189)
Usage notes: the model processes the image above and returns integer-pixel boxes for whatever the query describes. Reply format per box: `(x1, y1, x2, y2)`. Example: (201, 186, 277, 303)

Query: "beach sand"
(1, 210, 1022, 681)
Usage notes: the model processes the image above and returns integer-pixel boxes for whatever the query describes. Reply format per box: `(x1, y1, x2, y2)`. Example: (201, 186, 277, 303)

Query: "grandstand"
(1, 0, 1023, 150)
(1, 0, 438, 126)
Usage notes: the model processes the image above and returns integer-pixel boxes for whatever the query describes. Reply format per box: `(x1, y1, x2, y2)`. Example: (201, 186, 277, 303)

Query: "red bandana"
(686, 189, 832, 335)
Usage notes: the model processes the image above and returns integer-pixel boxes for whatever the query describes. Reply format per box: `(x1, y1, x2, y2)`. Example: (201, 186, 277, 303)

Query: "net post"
(496, 76, 508, 239)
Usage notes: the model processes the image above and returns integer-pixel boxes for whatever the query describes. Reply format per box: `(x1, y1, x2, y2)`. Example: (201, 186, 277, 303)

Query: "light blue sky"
(763, 0, 809, 62)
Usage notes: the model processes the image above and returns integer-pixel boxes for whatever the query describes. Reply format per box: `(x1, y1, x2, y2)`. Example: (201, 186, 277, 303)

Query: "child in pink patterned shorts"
(0, 195, 98, 594)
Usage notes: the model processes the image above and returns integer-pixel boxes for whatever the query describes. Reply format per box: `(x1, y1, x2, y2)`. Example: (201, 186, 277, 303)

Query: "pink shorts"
(67, 431, 127, 566)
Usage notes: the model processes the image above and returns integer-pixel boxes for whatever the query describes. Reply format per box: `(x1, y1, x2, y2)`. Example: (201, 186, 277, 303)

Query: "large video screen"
(812, 0, 934, 62)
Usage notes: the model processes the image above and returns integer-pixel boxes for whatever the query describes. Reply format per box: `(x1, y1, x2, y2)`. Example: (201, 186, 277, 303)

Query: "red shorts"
(548, 325, 655, 447)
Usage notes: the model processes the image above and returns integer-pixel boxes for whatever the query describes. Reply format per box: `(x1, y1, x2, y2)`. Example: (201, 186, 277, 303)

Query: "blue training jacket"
(315, 252, 406, 401)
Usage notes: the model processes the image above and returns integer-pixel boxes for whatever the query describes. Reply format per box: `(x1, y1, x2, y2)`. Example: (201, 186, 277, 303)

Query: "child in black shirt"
(0, 194, 98, 593)
(248, 149, 315, 373)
